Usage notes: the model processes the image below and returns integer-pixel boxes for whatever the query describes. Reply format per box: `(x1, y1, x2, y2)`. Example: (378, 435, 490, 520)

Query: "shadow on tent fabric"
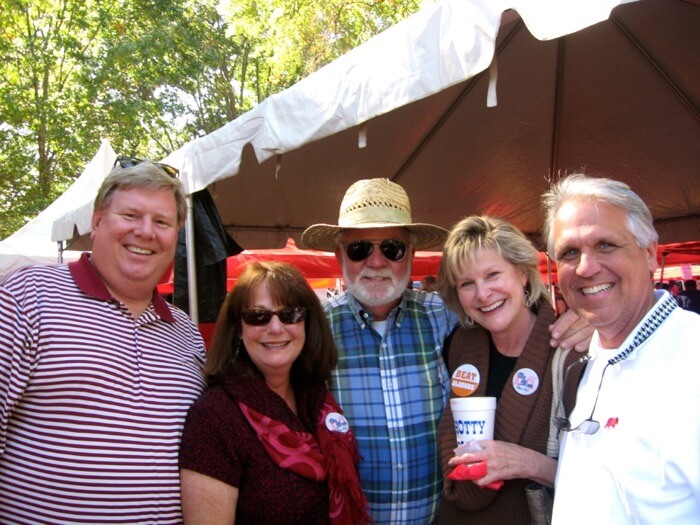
(174, 189, 243, 323)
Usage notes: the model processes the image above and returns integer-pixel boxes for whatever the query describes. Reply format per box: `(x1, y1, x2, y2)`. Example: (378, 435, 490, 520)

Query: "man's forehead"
(111, 186, 175, 202)
(106, 187, 178, 213)
(556, 199, 628, 221)
(553, 201, 630, 244)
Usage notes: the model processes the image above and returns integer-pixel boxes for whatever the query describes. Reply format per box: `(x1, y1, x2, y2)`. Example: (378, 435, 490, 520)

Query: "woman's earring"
(232, 339, 243, 362)
(523, 287, 532, 308)
(463, 314, 475, 327)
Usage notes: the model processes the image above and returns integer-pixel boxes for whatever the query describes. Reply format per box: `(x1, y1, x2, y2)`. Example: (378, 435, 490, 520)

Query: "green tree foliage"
(0, 0, 108, 236)
(0, 0, 422, 240)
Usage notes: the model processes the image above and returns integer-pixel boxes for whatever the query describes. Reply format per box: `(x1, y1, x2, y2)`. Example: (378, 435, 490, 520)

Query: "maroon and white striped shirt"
(0, 254, 207, 524)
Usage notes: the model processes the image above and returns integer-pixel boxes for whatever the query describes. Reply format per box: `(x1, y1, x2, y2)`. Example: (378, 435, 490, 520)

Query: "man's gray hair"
(541, 174, 658, 256)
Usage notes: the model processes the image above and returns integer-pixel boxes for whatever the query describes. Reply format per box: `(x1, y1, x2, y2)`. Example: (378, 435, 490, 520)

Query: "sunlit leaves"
(0, 0, 422, 239)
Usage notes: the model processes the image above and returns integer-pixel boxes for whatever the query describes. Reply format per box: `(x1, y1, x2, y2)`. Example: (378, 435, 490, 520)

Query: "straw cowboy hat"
(301, 178, 448, 252)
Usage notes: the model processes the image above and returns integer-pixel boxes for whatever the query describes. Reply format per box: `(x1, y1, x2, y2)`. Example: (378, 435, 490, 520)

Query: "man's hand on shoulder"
(549, 308, 593, 352)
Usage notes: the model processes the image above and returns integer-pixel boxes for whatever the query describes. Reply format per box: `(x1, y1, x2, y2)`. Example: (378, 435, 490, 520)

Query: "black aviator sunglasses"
(344, 239, 408, 263)
(115, 155, 179, 178)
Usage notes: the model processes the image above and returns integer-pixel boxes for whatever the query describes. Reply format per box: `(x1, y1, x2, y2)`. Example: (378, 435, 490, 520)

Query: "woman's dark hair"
(204, 261, 338, 386)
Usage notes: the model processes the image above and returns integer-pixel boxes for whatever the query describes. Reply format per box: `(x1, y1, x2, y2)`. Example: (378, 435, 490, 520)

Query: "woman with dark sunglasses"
(179, 262, 370, 524)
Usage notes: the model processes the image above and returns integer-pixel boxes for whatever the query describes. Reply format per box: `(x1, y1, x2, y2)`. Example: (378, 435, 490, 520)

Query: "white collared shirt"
(553, 291, 700, 524)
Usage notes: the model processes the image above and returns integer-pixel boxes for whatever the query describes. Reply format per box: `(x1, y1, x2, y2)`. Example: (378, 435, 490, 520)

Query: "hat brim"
(301, 222, 449, 252)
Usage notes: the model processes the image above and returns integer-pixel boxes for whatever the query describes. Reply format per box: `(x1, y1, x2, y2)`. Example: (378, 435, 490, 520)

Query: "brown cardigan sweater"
(435, 302, 581, 525)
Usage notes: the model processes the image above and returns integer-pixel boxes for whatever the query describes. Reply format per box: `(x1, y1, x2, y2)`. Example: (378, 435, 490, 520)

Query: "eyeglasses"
(554, 354, 605, 435)
(115, 155, 179, 178)
(241, 307, 307, 326)
(344, 239, 408, 262)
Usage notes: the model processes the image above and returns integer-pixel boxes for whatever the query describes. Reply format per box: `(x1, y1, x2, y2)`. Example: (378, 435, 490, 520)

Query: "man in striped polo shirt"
(0, 157, 207, 524)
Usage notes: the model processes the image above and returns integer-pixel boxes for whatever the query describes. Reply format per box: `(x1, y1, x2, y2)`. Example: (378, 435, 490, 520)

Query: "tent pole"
(659, 251, 668, 284)
(185, 194, 199, 324)
(546, 253, 559, 316)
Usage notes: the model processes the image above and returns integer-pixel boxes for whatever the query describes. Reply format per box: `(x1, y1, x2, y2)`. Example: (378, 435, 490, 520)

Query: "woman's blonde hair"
(437, 215, 548, 325)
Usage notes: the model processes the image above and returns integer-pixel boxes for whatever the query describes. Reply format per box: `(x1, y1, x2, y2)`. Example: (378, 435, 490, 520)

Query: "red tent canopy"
(658, 241, 700, 263)
(227, 238, 443, 282)
(159, 239, 700, 295)
(158, 238, 445, 295)
(227, 238, 340, 280)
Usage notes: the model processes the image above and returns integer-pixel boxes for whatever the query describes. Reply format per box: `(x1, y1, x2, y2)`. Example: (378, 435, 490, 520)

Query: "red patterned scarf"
(239, 391, 372, 524)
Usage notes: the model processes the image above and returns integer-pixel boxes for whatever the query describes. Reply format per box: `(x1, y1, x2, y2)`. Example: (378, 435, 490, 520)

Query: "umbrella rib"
(611, 12, 699, 120)
(393, 18, 527, 184)
(390, 78, 481, 185)
(654, 214, 700, 227)
(549, 37, 566, 181)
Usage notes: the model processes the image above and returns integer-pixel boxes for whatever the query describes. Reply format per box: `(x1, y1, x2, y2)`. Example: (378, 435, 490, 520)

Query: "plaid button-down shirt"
(326, 290, 459, 524)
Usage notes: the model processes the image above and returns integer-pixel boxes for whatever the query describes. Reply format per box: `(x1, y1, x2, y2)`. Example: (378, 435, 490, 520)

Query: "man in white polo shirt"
(543, 174, 700, 524)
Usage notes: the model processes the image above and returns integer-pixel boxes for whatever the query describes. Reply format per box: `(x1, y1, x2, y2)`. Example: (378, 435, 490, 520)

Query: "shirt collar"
(590, 290, 677, 362)
(69, 252, 175, 323)
(345, 290, 408, 328)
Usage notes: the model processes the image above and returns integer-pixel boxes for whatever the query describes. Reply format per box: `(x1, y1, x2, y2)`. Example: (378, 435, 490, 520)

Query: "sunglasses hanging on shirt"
(553, 293, 678, 435)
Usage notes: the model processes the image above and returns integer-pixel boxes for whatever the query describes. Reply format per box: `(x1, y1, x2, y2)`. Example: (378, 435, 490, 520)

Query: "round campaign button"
(451, 364, 480, 397)
(512, 367, 539, 396)
(325, 412, 349, 433)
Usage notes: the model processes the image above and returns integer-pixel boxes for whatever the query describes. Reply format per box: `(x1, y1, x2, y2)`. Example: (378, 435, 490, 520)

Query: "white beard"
(342, 261, 412, 308)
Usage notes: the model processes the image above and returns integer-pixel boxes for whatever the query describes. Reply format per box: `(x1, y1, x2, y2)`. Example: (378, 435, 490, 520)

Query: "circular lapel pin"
(451, 364, 481, 396)
(325, 412, 349, 433)
(512, 367, 539, 396)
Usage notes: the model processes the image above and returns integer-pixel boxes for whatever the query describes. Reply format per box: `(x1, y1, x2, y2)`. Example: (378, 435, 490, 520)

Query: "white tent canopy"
(0, 139, 116, 280)
(48, 0, 699, 320)
(52, 0, 699, 250)
(155, 0, 698, 251)
(169, 0, 640, 193)
(50, 141, 117, 250)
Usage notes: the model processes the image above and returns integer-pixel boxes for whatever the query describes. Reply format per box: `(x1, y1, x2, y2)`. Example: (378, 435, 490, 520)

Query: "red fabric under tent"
(157, 238, 698, 347)
(157, 238, 445, 296)
(159, 238, 700, 296)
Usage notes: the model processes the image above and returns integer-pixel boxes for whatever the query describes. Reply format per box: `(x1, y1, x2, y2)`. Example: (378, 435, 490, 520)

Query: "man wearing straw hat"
(302, 178, 587, 524)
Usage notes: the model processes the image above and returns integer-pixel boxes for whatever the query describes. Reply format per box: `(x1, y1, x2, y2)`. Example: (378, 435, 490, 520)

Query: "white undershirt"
(372, 319, 388, 336)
